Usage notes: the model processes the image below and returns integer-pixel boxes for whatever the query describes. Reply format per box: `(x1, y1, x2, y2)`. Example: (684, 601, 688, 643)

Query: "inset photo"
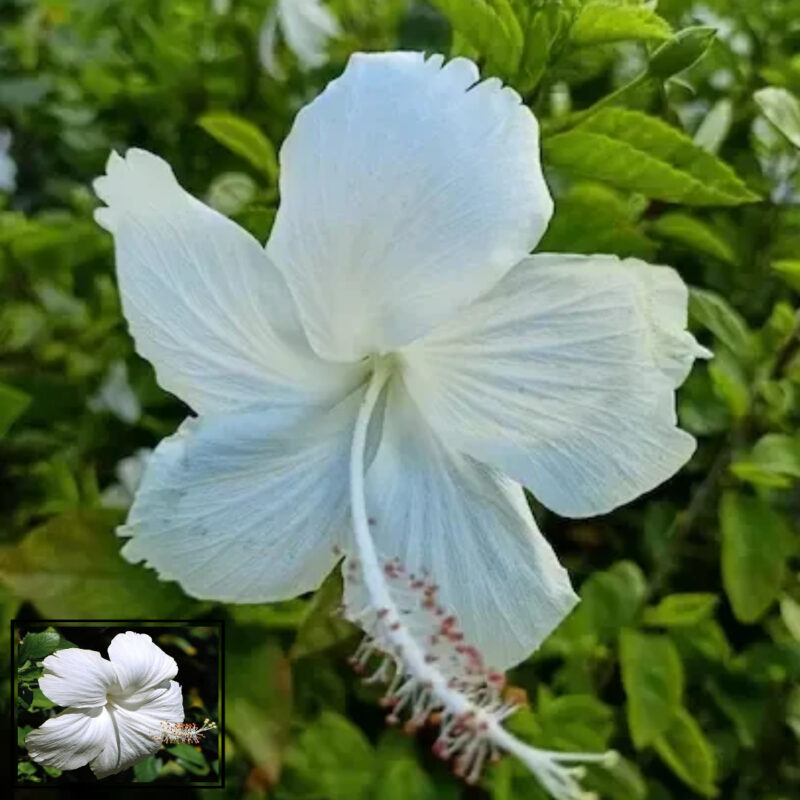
(12, 620, 223, 787)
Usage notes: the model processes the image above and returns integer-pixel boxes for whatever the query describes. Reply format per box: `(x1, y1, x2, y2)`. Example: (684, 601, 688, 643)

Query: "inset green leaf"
(643, 594, 718, 628)
(731, 434, 800, 488)
(755, 87, 800, 149)
(0, 381, 30, 437)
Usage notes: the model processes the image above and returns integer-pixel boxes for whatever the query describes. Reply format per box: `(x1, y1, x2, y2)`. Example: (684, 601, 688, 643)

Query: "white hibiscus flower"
(25, 632, 184, 779)
(259, 0, 340, 78)
(93, 52, 708, 796)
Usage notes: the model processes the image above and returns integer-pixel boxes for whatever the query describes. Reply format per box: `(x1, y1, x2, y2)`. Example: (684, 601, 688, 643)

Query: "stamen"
(344, 364, 615, 800)
(150, 718, 217, 745)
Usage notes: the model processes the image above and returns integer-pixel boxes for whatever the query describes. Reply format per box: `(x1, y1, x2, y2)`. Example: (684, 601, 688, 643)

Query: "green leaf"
(643, 593, 718, 628)
(375, 756, 438, 800)
(291, 567, 358, 660)
(689, 288, 754, 360)
(18, 630, 61, 663)
(544, 108, 759, 206)
(780, 595, 800, 641)
(539, 182, 656, 260)
(619, 629, 684, 748)
(584, 755, 647, 800)
(754, 87, 800, 149)
(536, 693, 614, 752)
(720, 492, 789, 623)
(227, 632, 292, 787)
(430, 0, 523, 76)
(282, 712, 375, 800)
(647, 26, 716, 80)
(653, 707, 718, 796)
(516, 6, 565, 93)
(650, 212, 737, 264)
(731, 434, 800, 488)
(693, 99, 734, 154)
(571, 4, 672, 46)
(544, 561, 647, 654)
(0, 381, 30, 437)
(133, 756, 162, 783)
(29, 687, 57, 710)
(197, 112, 278, 181)
(167, 743, 209, 775)
(772, 259, 800, 292)
(0, 511, 201, 618)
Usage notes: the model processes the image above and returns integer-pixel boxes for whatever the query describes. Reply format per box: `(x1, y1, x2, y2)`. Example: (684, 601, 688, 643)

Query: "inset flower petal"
(39, 648, 118, 709)
(26, 707, 110, 771)
(345, 383, 577, 670)
(267, 51, 552, 361)
(120, 395, 363, 602)
(402, 254, 707, 518)
(91, 680, 183, 779)
(108, 632, 177, 698)
(94, 148, 362, 415)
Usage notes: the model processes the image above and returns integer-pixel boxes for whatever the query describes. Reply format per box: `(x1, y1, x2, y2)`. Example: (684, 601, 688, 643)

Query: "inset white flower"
(259, 0, 340, 78)
(25, 632, 183, 779)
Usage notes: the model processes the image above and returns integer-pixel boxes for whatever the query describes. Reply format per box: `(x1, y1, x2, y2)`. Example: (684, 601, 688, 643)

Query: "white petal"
(107, 632, 177, 698)
(278, 0, 339, 69)
(119, 395, 362, 602)
(94, 148, 362, 415)
(345, 383, 577, 670)
(26, 707, 111, 771)
(91, 680, 183, 779)
(267, 51, 552, 361)
(38, 648, 118, 709)
(402, 254, 706, 518)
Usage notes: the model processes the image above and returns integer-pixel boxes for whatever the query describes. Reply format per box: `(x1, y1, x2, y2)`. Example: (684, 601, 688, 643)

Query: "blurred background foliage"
(14, 624, 220, 785)
(1, 0, 800, 798)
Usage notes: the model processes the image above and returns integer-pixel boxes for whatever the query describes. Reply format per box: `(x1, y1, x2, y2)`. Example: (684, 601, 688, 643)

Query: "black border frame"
(10, 618, 226, 790)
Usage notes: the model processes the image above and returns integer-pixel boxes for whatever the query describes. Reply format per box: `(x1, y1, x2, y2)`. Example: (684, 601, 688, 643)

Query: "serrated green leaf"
(755, 86, 800, 149)
(650, 212, 737, 264)
(430, 0, 523, 76)
(720, 492, 789, 623)
(653, 707, 717, 796)
(620, 629, 684, 748)
(0, 511, 201, 618)
(197, 112, 277, 181)
(571, 4, 672, 46)
(0, 381, 30, 437)
(643, 593, 718, 627)
(648, 26, 716, 80)
(772, 259, 800, 292)
(544, 108, 759, 206)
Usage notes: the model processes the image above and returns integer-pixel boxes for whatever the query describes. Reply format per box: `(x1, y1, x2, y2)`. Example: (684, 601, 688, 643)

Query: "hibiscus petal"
(119, 396, 361, 602)
(94, 148, 361, 415)
(38, 648, 118, 709)
(91, 680, 183, 779)
(26, 707, 111, 771)
(108, 632, 177, 698)
(267, 51, 552, 361)
(402, 254, 708, 518)
(345, 383, 577, 671)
